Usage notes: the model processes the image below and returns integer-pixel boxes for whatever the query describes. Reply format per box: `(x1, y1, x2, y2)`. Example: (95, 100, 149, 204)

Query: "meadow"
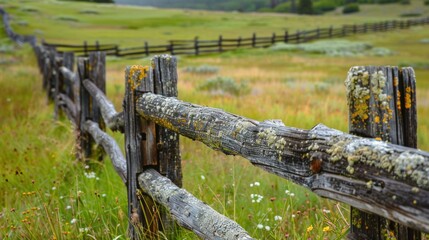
(1, 0, 429, 239)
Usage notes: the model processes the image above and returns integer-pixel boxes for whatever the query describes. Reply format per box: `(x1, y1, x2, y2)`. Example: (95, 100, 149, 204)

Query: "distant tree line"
(65, 0, 408, 15)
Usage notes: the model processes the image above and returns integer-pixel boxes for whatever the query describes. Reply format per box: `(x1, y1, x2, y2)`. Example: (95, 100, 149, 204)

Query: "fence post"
(329, 26, 333, 38)
(144, 41, 149, 56)
(284, 30, 289, 43)
(124, 55, 181, 239)
(83, 41, 88, 57)
(124, 64, 149, 239)
(76, 52, 106, 161)
(54, 56, 63, 120)
(95, 40, 100, 51)
(296, 30, 300, 43)
(63, 52, 75, 102)
(114, 45, 120, 56)
(252, 33, 256, 47)
(168, 41, 175, 55)
(237, 36, 242, 47)
(218, 35, 223, 53)
(194, 37, 199, 56)
(346, 66, 420, 240)
(46, 48, 57, 102)
(271, 32, 276, 44)
(342, 25, 346, 36)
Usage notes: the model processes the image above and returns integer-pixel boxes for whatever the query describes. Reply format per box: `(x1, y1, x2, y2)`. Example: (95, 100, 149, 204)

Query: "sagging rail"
(42, 17, 429, 57)
(3, 6, 429, 239)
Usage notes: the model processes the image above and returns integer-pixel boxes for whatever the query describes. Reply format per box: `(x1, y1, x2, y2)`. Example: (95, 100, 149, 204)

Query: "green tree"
(298, 0, 313, 14)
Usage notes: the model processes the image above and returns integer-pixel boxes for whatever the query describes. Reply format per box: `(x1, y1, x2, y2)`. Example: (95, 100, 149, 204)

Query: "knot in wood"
(310, 153, 323, 174)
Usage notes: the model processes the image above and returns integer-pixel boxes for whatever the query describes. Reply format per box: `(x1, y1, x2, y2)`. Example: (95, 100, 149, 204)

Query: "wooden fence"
(33, 46, 429, 239)
(0, 8, 36, 46)
(41, 17, 429, 57)
(3, 7, 429, 239)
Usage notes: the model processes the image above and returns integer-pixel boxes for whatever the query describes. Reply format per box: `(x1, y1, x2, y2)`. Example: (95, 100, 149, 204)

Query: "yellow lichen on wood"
(345, 66, 371, 124)
(405, 86, 412, 109)
(374, 116, 380, 123)
(396, 90, 401, 110)
(128, 65, 149, 91)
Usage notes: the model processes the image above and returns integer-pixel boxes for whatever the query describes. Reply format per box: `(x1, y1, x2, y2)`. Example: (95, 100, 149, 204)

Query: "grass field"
(1, 0, 429, 239)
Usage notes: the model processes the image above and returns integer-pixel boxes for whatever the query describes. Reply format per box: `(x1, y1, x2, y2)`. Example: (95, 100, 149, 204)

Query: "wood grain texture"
(138, 169, 253, 240)
(136, 93, 429, 232)
(347, 66, 421, 239)
(124, 65, 151, 239)
(151, 55, 182, 187)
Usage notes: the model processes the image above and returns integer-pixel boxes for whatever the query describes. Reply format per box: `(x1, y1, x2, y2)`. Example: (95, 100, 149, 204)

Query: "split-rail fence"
(2, 6, 429, 240)
(41, 17, 429, 57)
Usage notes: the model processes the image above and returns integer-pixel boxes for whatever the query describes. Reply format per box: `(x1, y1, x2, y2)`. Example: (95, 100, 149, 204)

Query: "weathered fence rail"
(3, 6, 429, 239)
(40, 17, 429, 57)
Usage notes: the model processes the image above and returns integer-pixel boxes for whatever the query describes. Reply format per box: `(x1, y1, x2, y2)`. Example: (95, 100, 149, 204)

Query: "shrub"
(183, 65, 219, 74)
(400, 11, 422, 17)
(425, 0, 429, 5)
(273, 2, 291, 12)
(400, 0, 410, 4)
(342, 3, 359, 14)
(378, 0, 400, 3)
(314, 0, 337, 13)
(79, 9, 100, 14)
(55, 16, 79, 22)
(197, 76, 251, 96)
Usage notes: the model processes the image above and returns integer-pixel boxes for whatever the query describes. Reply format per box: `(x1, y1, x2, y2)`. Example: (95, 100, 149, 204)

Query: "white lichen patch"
(366, 180, 373, 189)
(256, 127, 287, 161)
(327, 136, 429, 188)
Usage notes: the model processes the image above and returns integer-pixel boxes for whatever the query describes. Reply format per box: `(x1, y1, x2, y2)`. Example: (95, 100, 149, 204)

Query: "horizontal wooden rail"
(82, 79, 124, 132)
(59, 66, 77, 85)
(138, 169, 253, 240)
(82, 120, 127, 182)
(57, 93, 76, 121)
(136, 93, 429, 232)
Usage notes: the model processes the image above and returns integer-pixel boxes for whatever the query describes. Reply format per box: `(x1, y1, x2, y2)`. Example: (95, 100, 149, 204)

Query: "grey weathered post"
(76, 52, 106, 161)
(54, 56, 63, 120)
(124, 55, 181, 239)
(284, 30, 289, 43)
(63, 52, 75, 101)
(346, 66, 421, 239)
(271, 33, 276, 44)
(251, 33, 256, 47)
(77, 57, 92, 159)
(124, 64, 149, 239)
(151, 55, 181, 187)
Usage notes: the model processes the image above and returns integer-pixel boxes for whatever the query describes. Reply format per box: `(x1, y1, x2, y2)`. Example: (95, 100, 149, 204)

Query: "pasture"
(1, 0, 429, 239)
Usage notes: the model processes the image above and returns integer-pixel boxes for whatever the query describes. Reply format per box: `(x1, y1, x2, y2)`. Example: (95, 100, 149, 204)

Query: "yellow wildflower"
(323, 226, 331, 232)
(307, 225, 313, 232)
